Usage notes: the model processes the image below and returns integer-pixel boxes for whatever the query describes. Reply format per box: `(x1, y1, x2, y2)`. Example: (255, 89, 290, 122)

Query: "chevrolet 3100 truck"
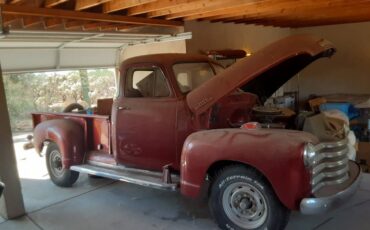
(32, 35, 361, 230)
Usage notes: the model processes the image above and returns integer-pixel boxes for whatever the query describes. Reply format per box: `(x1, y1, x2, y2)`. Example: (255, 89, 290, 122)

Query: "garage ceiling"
(0, 0, 369, 29)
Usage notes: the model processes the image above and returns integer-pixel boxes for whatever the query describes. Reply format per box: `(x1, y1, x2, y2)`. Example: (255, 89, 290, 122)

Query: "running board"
(70, 164, 179, 191)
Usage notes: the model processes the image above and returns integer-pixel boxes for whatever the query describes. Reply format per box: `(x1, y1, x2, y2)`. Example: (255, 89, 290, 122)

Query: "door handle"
(117, 106, 130, 110)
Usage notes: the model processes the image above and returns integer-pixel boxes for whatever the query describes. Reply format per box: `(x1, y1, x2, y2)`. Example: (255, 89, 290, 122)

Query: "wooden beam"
(196, 0, 360, 22)
(230, 2, 370, 28)
(147, 0, 231, 18)
(127, 0, 194, 16)
(117, 25, 138, 31)
(289, 17, 370, 28)
(22, 16, 43, 28)
(103, 0, 156, 13)
(165, 0, 261, 20)
(83, 21, 107, 30)
(230, 1, 370, 25)
(16, 0, 43, 6)
(1, 4, 183, 27)
(267, 14, 370, 28)
(45, 0, 69, 8)
(183, 0, 299, 21)
(64, 20, 85, 29)
(100, 24, 134, 31)
(3, 14, 20, 25)
(75, 0, 112, 11)
(44, 18, 63, 28)
(9, 0, 24, 4)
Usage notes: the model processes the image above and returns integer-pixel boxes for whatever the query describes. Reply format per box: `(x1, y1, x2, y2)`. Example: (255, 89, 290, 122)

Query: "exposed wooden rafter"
(83, 21, 107, 30)
(102, 0, 156, 13)
(64, 20, 86, 29)
(9, 0, 24, 4)
(75, 0, 112, 11)
(165, 0, 254, 20)
(44, 18, 63, 28)
(1, 4, 183, 27)
(44, 0, 69, 8)
(3, 14, 20, 26)
(0, 0, 370, 30)
(127, 0, 193, 16)
(22, 16, 44, 28)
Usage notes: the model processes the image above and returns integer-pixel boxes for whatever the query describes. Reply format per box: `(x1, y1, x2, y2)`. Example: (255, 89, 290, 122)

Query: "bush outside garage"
(3, 68, 116, 132)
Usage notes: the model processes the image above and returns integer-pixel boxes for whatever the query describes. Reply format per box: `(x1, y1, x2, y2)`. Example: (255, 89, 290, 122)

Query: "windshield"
(173, 62, 223, 93)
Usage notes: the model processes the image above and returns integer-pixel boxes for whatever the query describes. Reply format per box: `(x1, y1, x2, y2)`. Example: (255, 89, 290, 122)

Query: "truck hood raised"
(186, 34, 336, 115)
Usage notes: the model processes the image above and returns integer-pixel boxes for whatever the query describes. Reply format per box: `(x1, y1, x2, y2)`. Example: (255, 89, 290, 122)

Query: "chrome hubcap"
(49, 150, 64, 177)
(222, 182, 267, 229)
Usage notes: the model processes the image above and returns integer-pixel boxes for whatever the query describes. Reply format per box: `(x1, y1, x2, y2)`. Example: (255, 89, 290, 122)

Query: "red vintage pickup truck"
(32, 35, 361, 230)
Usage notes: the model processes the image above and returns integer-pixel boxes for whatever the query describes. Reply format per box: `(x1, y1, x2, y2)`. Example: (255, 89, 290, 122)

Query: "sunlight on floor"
(13, 132, 49, 180)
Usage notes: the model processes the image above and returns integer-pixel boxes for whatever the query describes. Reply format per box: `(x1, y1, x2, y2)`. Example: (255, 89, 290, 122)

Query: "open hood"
(187, 34, 336, 115)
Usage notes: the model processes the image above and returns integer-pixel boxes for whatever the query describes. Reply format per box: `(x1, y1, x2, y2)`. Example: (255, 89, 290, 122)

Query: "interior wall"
(185, 21, 291, 55)
(289, 22, 370, 100)
(185, 21, 370, 103)
(120, 40, 187, 61)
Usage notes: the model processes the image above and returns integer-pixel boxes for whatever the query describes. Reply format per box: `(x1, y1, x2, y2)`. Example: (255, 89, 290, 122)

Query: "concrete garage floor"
(1, 133, 370, 230)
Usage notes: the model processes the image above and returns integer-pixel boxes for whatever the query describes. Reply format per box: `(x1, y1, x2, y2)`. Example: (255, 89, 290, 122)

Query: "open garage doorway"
(2, 68, 118, 215)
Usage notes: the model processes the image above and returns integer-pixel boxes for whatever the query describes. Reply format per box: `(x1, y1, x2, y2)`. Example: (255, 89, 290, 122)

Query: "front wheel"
(209, 165, 290, 230)
(46, 142, 79, 187)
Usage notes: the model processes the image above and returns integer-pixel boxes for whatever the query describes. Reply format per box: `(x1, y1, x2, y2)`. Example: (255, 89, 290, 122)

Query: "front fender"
(180, 128, 318, 210)
(33, 119, 85, 168)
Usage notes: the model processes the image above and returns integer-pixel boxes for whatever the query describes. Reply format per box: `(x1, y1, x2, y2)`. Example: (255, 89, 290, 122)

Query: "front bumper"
(300, 161, 361, 215)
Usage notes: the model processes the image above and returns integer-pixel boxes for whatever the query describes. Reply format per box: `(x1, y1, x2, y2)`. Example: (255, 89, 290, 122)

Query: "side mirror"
(0, 182, 4, 197)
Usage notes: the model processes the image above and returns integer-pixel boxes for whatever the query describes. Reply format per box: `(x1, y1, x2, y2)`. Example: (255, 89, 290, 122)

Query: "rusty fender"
(33, 119, 85, 168)
(180, 128, 318, 210)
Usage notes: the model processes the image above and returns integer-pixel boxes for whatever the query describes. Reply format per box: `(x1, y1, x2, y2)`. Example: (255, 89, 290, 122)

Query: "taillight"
(241, 122, 261, 130)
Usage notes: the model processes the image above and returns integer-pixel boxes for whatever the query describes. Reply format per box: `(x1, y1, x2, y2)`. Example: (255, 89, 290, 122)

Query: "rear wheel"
(46, 142, 79, 187)
(209, 165, 290, 230)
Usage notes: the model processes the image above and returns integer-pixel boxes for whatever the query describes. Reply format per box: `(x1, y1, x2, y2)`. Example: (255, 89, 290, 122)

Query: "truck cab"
(31, 35, 361, 230)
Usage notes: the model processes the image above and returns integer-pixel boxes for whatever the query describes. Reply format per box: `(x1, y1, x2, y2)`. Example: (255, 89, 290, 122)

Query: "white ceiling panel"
(0, 30, 191, 73)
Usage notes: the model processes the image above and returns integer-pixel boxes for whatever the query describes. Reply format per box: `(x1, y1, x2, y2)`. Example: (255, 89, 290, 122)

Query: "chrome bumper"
(300, 161, 361, 215)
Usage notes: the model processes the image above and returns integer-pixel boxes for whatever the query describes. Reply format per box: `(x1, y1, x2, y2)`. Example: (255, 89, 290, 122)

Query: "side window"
(125, 68, 170, 98)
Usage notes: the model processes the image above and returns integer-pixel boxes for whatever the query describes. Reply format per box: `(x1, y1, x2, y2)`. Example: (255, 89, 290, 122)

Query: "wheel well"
(207, 160, 251, 179)
(39, 140, 52, 154)
(204, 160, 274, 198)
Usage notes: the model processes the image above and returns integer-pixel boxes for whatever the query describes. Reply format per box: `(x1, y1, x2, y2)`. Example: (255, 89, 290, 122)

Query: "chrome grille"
(310, 139, 350, 193)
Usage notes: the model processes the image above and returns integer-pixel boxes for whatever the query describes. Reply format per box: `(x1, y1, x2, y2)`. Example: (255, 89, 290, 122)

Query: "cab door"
(112, 65, 177, 171)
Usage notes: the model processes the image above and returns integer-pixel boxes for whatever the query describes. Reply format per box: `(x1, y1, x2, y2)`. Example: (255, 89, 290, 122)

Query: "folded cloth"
(355, 98, 370, 109)
(322, 109, 349, 126)
(303, 113, 345, 142)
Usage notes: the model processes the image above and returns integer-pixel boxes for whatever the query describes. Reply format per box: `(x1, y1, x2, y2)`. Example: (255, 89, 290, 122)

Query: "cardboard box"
(357, 142, 370, 172)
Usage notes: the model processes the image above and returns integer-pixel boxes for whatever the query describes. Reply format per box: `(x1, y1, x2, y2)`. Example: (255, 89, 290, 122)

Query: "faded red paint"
(187, 34, 335, 115)
(180, 129, 319, 210)
(33, 112, 111, 167)
(33, 119, 85, 167)
(32, 34, 335, 211)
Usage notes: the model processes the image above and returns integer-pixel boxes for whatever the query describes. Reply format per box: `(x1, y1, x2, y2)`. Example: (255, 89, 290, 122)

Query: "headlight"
(303, 143, 316, 167)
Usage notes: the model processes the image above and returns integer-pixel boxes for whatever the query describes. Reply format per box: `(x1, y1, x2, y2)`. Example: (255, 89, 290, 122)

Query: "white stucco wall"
(289, 22, 370, 100)
(120, 40, 187, 61)
(185, 21, 370, 100)
(185, 21, 291, 55)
